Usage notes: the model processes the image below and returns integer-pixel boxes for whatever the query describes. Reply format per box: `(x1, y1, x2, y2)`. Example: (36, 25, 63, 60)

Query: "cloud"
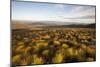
(62, 6, 95, 20)
(76, 15, 95, 19)
(51, 6, 95, 24)
(12, 1, 96, 24)
(63, 15, 95, 19)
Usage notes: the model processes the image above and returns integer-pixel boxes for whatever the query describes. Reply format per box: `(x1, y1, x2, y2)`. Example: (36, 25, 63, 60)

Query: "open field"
(11, 1, 96, 66)
(12, 28, 96, 66)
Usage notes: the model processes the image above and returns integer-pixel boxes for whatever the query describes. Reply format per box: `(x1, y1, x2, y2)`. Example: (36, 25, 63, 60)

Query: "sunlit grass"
(12, 28, 96, 65)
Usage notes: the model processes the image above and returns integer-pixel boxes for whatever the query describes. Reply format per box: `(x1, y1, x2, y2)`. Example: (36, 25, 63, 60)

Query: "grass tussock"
(12, 28, 96, 66)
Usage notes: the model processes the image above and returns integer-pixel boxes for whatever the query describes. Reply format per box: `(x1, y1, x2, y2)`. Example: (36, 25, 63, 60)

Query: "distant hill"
(60, 23, 96, 28)
(12, 21, 96, 29)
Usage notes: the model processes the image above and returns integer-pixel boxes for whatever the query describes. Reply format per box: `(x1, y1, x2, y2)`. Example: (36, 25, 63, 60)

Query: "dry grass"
(12, 28, 96, 66)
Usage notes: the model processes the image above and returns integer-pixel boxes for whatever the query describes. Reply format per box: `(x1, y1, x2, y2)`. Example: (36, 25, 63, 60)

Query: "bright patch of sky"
(12, 1, 96, 24)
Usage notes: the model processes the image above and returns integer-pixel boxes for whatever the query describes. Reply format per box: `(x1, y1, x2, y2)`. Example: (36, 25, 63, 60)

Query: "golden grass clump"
(36, 40, 48, 47)
(52, 53, 64, 63)
(62, 43, 69, 48)
(86, 47, 96, 57)
(15, 45, 24, 52)
(12, 54, 22, 64)
(53, 40, 61, 46)
(17, 41, 25, 46)
(66, 48, 75, 57)
(20, 56, 31, 65)
(22, 46, 32, 56)
(32, 54, 44, 64)
(42, 49, 49, 57)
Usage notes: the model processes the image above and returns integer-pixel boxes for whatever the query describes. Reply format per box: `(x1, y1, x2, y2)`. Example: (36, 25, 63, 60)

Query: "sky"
(12, 1, 96, 24)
